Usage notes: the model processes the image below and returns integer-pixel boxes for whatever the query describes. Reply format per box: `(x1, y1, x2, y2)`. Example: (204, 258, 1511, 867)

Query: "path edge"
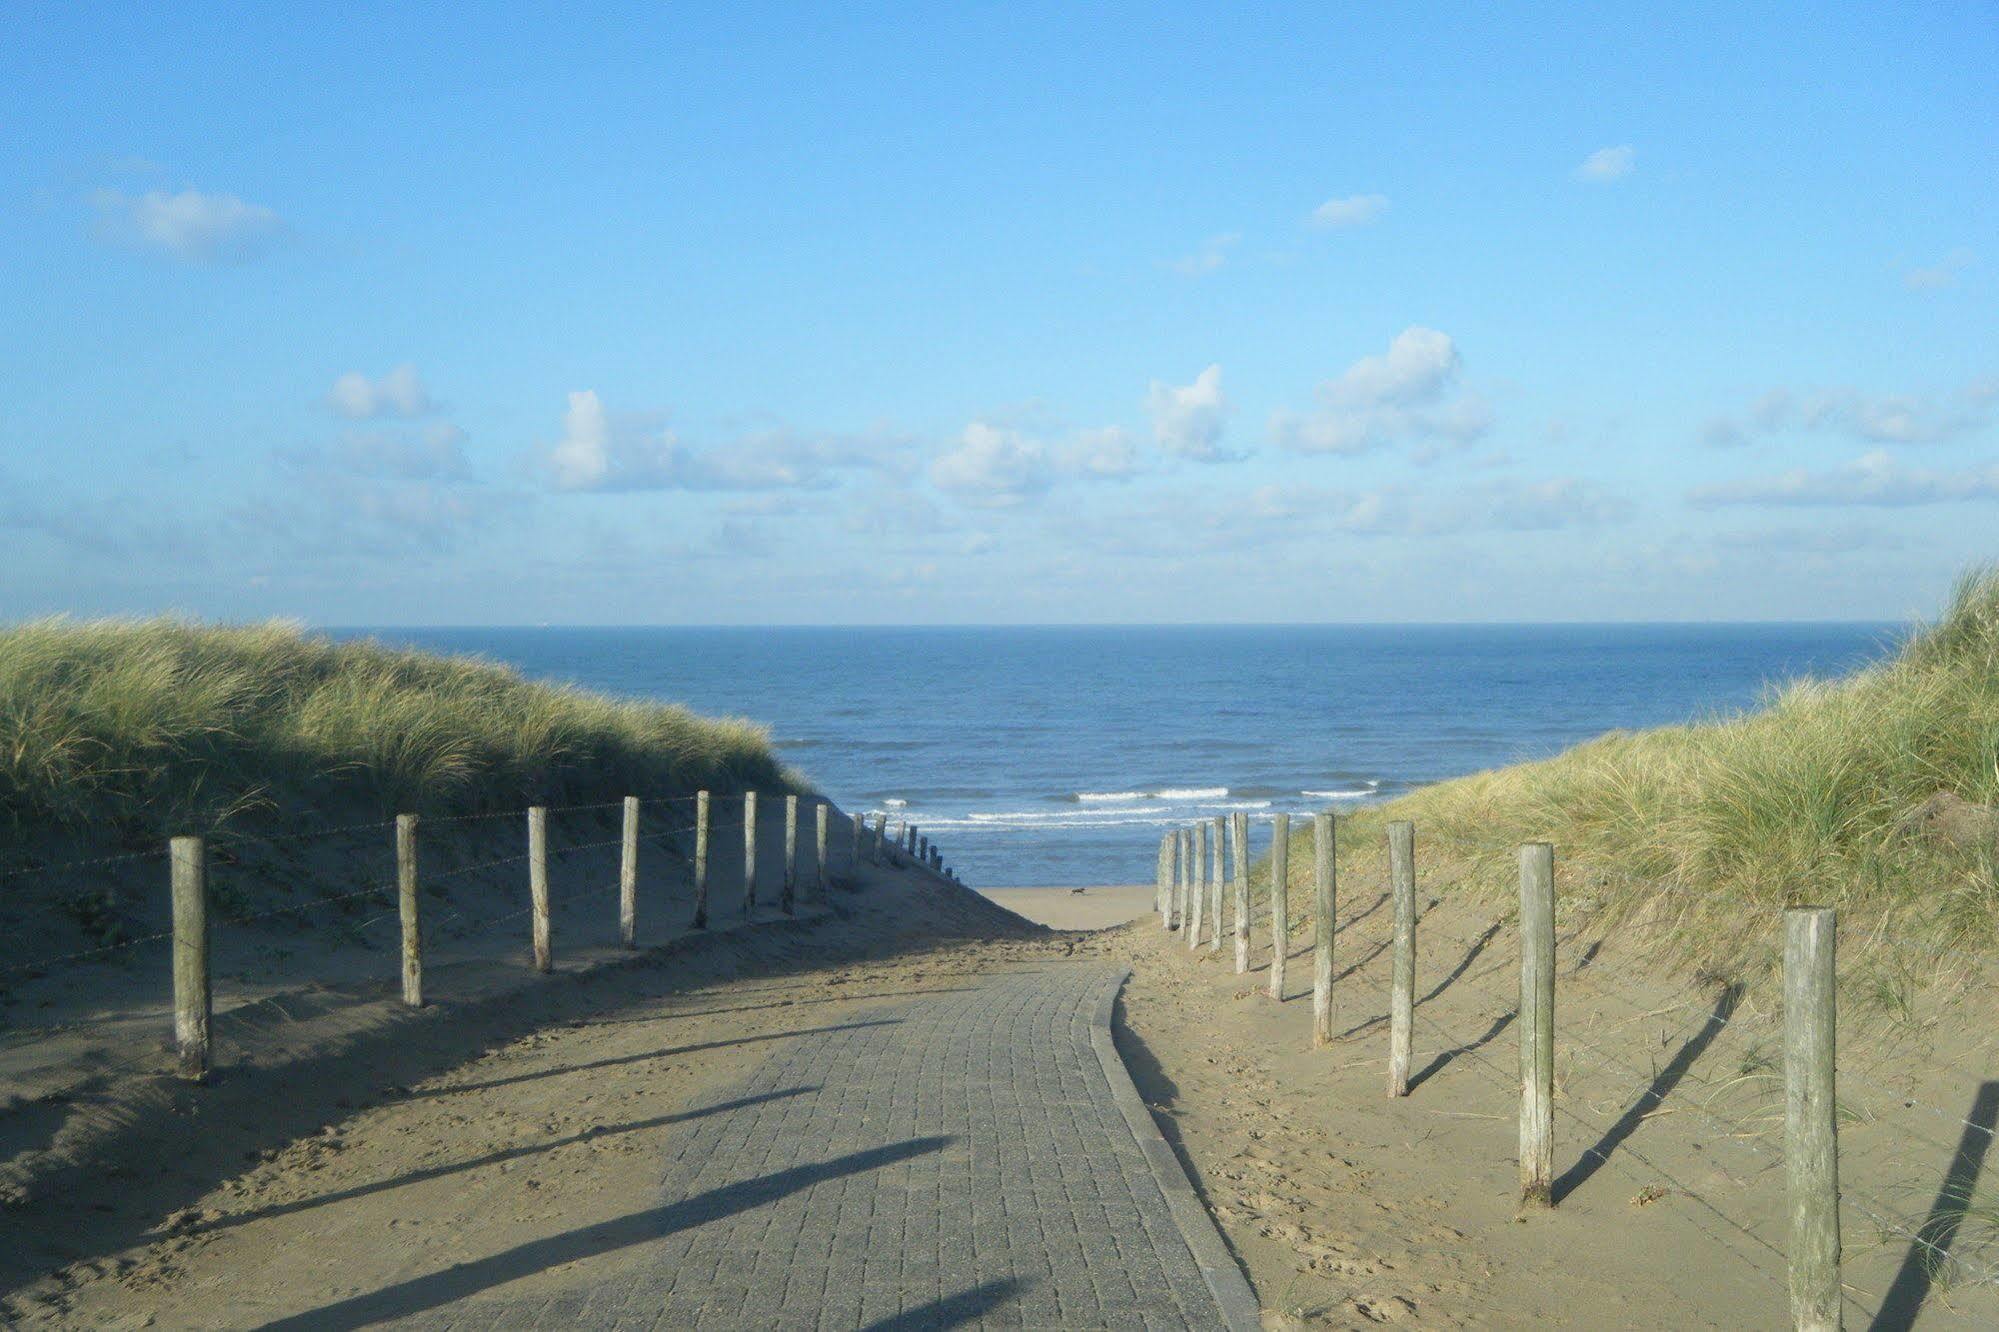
(1089, 965, 1262, 1332)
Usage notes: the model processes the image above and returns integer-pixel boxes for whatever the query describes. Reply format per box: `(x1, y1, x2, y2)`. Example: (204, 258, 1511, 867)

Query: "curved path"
(389, 961, 1257, 1330)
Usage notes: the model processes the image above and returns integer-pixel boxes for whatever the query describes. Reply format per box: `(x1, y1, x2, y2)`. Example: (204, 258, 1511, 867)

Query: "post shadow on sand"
(1550, 983, 1742, 1204)
(1870, 1081, 1999, 1331)
(187, 1085, 820, 1237)
(261, 1135, 956, 1330)
(1406, 1011, 1514, 1092)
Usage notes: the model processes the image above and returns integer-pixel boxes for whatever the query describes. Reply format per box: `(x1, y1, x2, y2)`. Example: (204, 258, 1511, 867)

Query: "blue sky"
(2, 4, 1994, 624)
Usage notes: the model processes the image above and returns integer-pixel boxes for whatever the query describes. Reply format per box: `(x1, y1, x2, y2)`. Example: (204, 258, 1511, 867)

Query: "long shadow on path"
(860, 1278, 1025, 1330)
(262, 1135, 956, 1331)
(186, 1086, 819, 1237)
(402, 1020, 899, 1099)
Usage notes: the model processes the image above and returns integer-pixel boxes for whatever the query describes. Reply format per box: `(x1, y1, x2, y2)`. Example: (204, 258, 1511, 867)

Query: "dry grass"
(1282, 565, 1999, 986)
(0, 617, 801, 854)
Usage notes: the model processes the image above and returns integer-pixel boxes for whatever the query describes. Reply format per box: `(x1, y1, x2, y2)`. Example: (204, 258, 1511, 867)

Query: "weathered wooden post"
(1231, 810, 1251, 973)
(743, 791, 759, 916)
(1312, 811, 1335, 1047)
(1518, 842, 1556, 1209)
(1386, 820, 1417, 1097)
(397, 814, 423, 1006)
(692, 790, 711, 928)
(1187, 823, 1206, 951)
(1785, 906, 1841, 1331)
(1167, 824, 1183, 928)
(1156, 833, 1173, 926)
(1268, 813, 1289, 1001)
(816, 801, 831, 899)
(169, 835, 211, 1081)
(906, 824, 918, 856)
(1208, 816, 1225, 952)
(783, 794, 798, 915)
(528, 806, 552, 973)
(619, 796, 640, 949)
(872, 813, 887, 865)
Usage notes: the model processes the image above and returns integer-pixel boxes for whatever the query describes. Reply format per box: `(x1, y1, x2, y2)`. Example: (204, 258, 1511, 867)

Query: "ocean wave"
(1075, 791, 1145, 802)
(1153, 786, 1229, 800)
(883, 797, 908, 808)
(1302, 782, 1381, 799)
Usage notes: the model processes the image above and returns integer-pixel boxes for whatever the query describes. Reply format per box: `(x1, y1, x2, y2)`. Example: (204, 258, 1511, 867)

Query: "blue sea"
(340, 625, 1897, 888)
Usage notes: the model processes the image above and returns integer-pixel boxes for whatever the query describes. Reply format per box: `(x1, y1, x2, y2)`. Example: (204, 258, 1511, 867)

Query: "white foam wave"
(1153, 786, 1228, 800)
(1076, 791, 1144, 802)
(1303, 788, 1372, 799)
(883, 797, 908, 807)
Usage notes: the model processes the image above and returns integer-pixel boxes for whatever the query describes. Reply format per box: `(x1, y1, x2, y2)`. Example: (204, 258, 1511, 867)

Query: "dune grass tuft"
(1292, 565, 1999, 984)
(0, 617, 801, 849)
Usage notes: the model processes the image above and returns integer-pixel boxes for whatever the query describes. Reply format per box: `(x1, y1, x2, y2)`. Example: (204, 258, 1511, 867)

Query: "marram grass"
(0, 618, 801, 846)
(1284, 565, 1999, 984)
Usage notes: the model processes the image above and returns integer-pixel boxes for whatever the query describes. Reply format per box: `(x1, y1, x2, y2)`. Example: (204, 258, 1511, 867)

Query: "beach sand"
(978, 883, 1154, 930)
(12, 851, 1996, 1329)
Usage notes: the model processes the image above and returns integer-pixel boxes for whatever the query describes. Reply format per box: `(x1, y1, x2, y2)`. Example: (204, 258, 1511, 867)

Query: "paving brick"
(396, 963, 1233, 1330)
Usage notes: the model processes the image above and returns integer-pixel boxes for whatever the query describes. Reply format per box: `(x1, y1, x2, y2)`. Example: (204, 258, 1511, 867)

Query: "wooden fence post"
(619, 796, 640, 949)
(872, 813, 887, 865)
(1518, 842, 1556, 1209)
(783, 794, 798, 915)
(397, 814, 422, 1006)
(743, 791, 759, 917)
(1232, 811, 1251, 973)
(528, 806, 551, 973)
(1156, 833, 1172, 927)
(1386, 820, 1416, 1097)
(816, 801, 830, 899)
(692, 791, 711, 929)
(1179, 827, 1194, 932)
(1187, 822, 1206, 951)
(1312, 811, 1336, 1047)
(1268, 813, 1289, 1001)
(170, 835, 210, 1081)
(1208, 816, 1225, 952)
(1785, 906, 1841, 1332)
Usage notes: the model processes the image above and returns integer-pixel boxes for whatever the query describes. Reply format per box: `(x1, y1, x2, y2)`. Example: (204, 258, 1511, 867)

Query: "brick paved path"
(353, 962, 1256, 1330)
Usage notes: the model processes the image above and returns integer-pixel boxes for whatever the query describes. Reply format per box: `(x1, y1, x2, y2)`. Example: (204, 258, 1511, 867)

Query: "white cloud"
(327, 424, 471, 481)
(1270, 327, 1492, 456)
(544, 392, 903, 492)
(1574, 146, 1635, 182)
(1689, 450, 1999, 508)
(1145, 365, 1233, 461)
(1309, 194, 1389, 228)
(328, 364, 434, 419)
(93, 187, 283, 262)
(1059, 426, 1142, 479)
(1700, 379, 1992, 448)
(1165, 233, 1240, 276)
(1904, 248, 1973, 291)
(929, 423, 1050, 508)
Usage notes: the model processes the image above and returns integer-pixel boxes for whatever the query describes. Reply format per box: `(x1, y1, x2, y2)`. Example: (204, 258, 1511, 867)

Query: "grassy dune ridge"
(1286, 566, 1999, 985)
(0, 618, 803, 850)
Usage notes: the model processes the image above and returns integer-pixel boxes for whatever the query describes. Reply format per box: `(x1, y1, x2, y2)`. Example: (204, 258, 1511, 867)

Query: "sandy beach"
(978, 883, 1154, 930)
